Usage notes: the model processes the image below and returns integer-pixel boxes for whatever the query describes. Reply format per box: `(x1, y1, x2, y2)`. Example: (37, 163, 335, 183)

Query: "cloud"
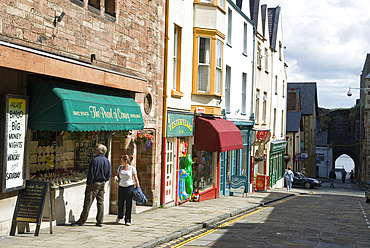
(262, 0, 370, 108)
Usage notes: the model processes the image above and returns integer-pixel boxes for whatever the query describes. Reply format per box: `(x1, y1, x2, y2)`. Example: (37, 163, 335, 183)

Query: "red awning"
(194, 117, 243, 152)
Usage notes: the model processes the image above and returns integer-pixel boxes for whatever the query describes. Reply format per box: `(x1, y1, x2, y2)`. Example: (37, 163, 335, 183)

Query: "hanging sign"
(167, 112, 194, 137)
(1, 94, 28, 193)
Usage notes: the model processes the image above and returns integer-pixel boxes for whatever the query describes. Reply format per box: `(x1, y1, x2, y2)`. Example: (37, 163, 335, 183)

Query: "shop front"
(193, 117, 243, 200)
(25, 76, 144, 225)
(269, 140, 288, 188)
(163, 110, 194, 205)
(250, 130, 270, 192)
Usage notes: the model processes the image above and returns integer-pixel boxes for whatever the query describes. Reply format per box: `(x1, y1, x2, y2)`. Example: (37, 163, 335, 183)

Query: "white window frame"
(198, 37, 211, 93)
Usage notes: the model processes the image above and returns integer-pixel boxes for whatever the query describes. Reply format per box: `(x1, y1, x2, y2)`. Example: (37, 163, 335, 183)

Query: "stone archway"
(325, 108, 360, 178)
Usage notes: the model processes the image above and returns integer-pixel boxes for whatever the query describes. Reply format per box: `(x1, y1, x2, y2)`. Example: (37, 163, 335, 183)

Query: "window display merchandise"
(29, 131, 108, 188)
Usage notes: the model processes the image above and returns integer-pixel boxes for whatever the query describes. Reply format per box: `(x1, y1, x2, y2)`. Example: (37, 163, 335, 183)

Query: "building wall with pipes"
(0, 0, 165, 237)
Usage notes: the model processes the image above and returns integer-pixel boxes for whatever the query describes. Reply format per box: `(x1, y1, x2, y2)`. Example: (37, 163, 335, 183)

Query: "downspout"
(160, 0, 169, 206)
(247, 25, 256, 193)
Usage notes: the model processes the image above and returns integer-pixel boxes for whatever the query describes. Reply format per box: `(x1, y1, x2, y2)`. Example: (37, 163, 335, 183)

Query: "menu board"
(10, 180, 52, 236)
(1, 94, 28, 192)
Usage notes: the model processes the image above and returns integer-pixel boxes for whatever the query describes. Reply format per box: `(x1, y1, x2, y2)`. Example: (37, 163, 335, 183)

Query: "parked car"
(292, 172, 321, 189)
(365, 180, 370, 203)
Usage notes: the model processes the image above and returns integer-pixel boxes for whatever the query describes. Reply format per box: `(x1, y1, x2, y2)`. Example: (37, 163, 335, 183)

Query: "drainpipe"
(247, 25, 256, 193)
(160, 0, 169, 207)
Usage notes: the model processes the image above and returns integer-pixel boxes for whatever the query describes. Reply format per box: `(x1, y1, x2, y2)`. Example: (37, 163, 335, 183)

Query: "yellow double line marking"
(171, 195, 299, 248)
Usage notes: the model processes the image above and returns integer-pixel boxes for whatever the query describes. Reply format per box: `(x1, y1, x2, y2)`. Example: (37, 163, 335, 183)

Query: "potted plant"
(135, 130, 154, 148)
(254, 154, 265, 162)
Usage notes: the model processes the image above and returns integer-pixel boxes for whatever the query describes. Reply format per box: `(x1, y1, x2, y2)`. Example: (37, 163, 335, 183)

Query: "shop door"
(165, 139, 175, 203)
(219, 152, 226, 196)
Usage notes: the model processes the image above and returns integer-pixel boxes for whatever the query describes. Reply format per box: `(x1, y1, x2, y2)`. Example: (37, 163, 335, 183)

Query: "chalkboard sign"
(230, 175, 247, 197)
(10, 180, 53, 236)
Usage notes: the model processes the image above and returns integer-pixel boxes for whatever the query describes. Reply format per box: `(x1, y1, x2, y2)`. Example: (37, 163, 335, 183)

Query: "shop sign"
(255, 130, 270, 144)
(230, 175, 247, 194)
(1, 95, 28, 192)
(270, 141, 287, 154)
(167, 112, 194, 137)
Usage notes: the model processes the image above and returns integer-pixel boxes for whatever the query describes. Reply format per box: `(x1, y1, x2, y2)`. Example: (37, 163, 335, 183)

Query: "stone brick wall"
(0, 0, 165, 208)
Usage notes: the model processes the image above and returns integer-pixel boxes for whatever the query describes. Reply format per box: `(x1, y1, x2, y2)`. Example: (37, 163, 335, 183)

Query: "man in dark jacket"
(71, 144, 111, 227)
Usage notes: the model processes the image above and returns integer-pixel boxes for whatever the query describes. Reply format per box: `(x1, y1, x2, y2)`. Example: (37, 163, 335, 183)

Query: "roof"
(268, 6, 280, 51)
(286, 111, 301, 132)
(287, 82, 318, 116)
(250, 0, 260, 27)
(316, 118, 328, 146)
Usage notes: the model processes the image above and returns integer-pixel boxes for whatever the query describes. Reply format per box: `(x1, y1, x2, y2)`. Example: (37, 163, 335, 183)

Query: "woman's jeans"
(118, 185, 134, 223)
(330, 178, 334, 187)
(286, 180, 292, 191)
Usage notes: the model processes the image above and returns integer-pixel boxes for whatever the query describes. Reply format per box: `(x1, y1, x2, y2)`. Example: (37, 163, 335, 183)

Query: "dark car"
(292, 172, 321, 189)
(365, 180, 370, 203)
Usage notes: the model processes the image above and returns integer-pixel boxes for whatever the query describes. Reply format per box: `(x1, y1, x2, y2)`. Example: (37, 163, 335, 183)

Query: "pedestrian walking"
(341, 169, 346, 183)
(114, 155, 140, 226)
(329, 168, 336, 188)
(349, 170, 355, 183)
(284, 166, 294, 192)
(71, 144, 111, 227)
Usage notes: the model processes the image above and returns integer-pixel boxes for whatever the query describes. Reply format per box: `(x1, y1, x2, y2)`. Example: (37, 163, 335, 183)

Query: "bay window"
(193, 28, 224, 96)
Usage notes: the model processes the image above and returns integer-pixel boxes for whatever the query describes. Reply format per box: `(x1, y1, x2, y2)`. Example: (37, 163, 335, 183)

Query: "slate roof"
(261, 4, 267, 37)
(268, 6, 280, 51)
(250, 0, 260, 27)
(286, 111, 301, 132)
(287, 82, 318, 116)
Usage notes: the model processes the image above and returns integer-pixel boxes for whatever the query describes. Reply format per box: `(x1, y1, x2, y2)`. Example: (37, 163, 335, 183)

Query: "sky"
(262, 0, 370, 109)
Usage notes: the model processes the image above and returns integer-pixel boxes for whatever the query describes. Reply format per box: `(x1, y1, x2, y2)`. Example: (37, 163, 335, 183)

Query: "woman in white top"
(114, 155, 140, 226)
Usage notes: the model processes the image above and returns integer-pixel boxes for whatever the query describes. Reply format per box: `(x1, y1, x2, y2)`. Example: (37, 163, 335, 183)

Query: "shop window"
(30, 131, 109, 187)
(193, 150, 214, 191)
(193, 28, 224, 96)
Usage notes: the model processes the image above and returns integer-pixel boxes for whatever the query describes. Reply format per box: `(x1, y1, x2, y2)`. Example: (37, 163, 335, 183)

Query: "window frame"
(227, 8, 232, 45)
(241, 73, 247, 114)
(255, 89, 260, 123)
(262, 92, 267, 124)
(192, 28, 225, 96)
(195, 0, 226, 10)
(171, 24, 183, 98)
(243, 23, 247, 54)
(225, 66, 231, 112)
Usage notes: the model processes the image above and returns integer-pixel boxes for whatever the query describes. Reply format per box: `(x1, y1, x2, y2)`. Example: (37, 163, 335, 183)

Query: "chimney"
(287, 90, 297, 111)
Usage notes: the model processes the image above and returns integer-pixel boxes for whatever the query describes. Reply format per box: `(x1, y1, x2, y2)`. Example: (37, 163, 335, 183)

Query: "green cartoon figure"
(179, 154, 194, 196)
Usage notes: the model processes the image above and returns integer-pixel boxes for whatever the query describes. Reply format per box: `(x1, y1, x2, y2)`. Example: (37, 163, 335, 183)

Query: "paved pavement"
(0, 179, 362, 248)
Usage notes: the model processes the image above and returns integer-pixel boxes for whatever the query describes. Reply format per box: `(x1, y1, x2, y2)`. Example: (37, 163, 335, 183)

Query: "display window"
(29, 130, 109, 187)
(192, 149, 213, 191)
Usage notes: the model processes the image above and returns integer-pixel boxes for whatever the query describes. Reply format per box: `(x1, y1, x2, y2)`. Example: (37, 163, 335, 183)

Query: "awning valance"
(28, 81, 144, 132)
(194, 117, 243, 152)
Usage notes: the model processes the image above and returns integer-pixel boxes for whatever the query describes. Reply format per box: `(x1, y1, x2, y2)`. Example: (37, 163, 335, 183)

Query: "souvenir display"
(29, 131, 107, 187)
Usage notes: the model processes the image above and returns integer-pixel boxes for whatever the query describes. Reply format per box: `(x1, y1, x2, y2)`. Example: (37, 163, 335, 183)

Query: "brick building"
(0, 0, 164, 237)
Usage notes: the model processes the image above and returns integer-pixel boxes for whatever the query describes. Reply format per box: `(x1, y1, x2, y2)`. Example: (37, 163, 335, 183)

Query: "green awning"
(28, 81, 144, 132)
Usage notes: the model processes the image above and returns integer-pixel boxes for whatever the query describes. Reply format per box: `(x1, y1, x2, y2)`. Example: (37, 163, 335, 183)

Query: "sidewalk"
(0, 188, 302, 248)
